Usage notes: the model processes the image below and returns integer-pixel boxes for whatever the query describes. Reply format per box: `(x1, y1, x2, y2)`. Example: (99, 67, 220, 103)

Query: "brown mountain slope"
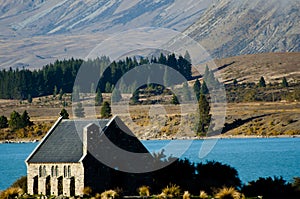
(184, 0, 300, 59)
(210, 52, 300, 84)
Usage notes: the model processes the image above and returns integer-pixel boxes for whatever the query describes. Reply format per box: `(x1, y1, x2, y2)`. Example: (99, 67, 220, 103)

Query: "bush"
(11, 176, 27, 193)
(138, 186, 150, 197)
(0, 187, 24, 198)
(242, 176, 298, 199)
(161, 184, 181, 198)
(214, 187, 242, 199)
(83, 186, 93, 196)
(100, 190, 119, 199)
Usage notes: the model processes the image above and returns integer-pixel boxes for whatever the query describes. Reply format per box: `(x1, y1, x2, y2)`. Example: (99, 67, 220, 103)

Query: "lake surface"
(0, 138, 300, 190)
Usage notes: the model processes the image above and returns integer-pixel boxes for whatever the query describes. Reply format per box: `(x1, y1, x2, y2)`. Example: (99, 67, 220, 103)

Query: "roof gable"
(26, 118, 110, 163)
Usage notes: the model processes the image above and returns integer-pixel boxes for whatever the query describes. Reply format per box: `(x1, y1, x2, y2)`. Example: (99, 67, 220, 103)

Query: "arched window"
(39, 166, 42, 177)
(68, 166, 71, 177)
(64, 166, 67, 178)
(51, 166, 54, 177)
(55, 166, 59, 177)
(43, 166, 46, 177)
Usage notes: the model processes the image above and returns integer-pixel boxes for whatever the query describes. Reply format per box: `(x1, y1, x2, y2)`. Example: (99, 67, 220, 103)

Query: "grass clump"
(214, 187, 243, 199)
(160, 184, 181, 198)
(138, 186, 150, 197)
(199, 190, 209, 199)
(0, 187, 24, 198)
(100, 190, 120, 199)
(182, 191, 190, 199)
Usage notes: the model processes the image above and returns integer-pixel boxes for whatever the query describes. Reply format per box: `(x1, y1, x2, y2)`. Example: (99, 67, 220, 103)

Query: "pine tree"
(53, 85, 58, 97)
(197, 94, 211, 135)
(233, 79, 238, 86)
(184, 50, 192, 64)
(27, 94, 32, 103)
(95, 89, 103, 106)
(101, 101, 112, 118)
(9, 111, 22, 130)
(60, 109, 69, 119)
(74, 102, 85, 118)
(171, 94, 180, 105)
(58, 89, 64, 100)
(0, 115, 8, 128)
(21, 110, 33, 127)
(201, 81, 209, 95)
(182, 82, 191, 102)
(193, 79, 201, 100)
(163, 67, 172, 88)
(112, 88, 122, 103)
(282, 77, 289, 87)
(131, 90, 140, 104)
(259, 76, 266, 87)
(72, 86, 80, 102)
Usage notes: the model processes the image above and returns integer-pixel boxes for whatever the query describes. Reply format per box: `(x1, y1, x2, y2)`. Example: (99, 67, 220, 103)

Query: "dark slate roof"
(27, 118, 110, 163)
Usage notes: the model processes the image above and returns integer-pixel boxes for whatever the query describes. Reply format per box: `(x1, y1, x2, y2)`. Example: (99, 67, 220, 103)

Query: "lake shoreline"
(1, 135, 300, 144)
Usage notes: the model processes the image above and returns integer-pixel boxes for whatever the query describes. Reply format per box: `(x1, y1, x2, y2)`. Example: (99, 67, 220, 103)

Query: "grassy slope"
(1, 52, 300, 140)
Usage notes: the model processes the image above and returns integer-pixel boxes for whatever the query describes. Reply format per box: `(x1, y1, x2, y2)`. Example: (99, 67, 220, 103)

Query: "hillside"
(1, 52, 300, 140)
(213, 52, 300, 84)
(0, 0, 211, 69)
(184, 0, 300, 59)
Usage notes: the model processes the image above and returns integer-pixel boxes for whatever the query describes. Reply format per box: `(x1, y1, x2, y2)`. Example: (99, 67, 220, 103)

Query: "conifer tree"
(171, 94, 180, 105)
(193, 79, 201, 100)
(112, 88, 122, 103)
(21, 110, 33, 127)
(9, 111, 22, 130)
(131, 90, 140, 104)
(282, 77, 288, 87)
(0, 115, 8, 129)
(182, 82, 191, 102)
(259, 76, 266, 87)
(101, 102, 112, 118)
(184, 50, 192, 64)
(53, 85, 58, 97)
(60, 109, 69, 119)
(197, 94, 211, 135)
(201, 81, 209, 95)
(95, 89, 103, 106)
(74, 102, 85, 118)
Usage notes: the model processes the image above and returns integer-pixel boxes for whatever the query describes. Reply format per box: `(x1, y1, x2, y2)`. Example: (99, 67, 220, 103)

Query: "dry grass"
(199, 191, 208, 199)
(214, 187, 243, 199)
(0, 187, 24, 199)
(161, 184, 181, 198)
(100, 190, 120, 199)
(138, 186, 150, 197)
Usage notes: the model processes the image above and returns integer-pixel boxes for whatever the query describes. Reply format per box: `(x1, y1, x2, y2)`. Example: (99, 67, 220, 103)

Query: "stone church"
(26, 116, 152, 196)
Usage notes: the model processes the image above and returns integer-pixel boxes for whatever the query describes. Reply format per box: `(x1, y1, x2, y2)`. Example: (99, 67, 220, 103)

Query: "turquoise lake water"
(0, 138, 299, 190)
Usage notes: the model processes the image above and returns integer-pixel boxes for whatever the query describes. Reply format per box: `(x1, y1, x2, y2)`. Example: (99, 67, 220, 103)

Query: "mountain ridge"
(184, 0, 300, 58)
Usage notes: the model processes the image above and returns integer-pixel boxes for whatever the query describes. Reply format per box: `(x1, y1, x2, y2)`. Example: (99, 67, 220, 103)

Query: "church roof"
(26, 117, 111, 163)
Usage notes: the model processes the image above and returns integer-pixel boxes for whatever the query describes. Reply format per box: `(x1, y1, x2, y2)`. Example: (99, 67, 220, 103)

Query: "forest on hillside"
(0, 53, 192, 100)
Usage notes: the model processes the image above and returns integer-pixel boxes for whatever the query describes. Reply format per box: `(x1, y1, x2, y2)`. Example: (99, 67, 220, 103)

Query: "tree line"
(0, 53, 192, 100)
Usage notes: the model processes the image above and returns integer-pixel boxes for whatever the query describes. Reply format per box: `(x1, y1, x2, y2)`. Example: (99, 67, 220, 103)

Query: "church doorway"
(33, 176, 38, 195)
